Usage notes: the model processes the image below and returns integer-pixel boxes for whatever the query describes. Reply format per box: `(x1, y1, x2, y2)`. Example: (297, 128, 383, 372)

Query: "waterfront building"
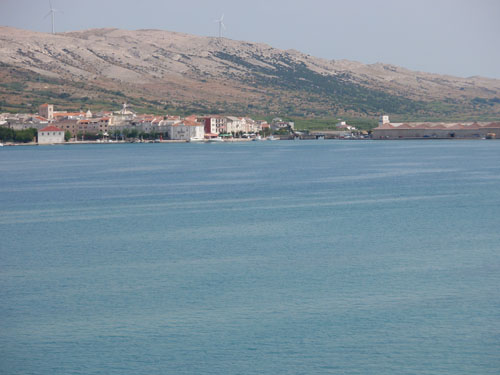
(258, 121, 270, 133)
(226, 116, 246, 133)
(38, 125, 64, 144)
(55, 120, 79, 137)
(202, 116, 227, 135)
(77, 119, 98, 134)
(271, 118, 295, 131)
(131, 115, 164, 134)
(168, 119, 205, 141)
(372, 115, 500, 139)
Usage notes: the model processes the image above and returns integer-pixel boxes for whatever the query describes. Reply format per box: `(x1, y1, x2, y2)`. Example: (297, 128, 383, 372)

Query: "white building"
(379, 115, 390, 127)
(271, 118, 294, 131)
(131, 116, 165, 133)
(168, 120, 205, 140)
(38, 125, 64, 144)
(244, 118, 263, 133)
(112, 103, 137, 124)
(226, 116, 246, 133)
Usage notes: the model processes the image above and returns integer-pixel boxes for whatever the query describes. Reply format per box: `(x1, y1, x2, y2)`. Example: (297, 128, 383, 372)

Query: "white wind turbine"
(44, 0, 61, 34)
(214, 14, 226, 38)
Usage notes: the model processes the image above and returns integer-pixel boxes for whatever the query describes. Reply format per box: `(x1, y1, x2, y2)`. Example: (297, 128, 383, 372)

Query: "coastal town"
(0, 103, 499, 145)
(0, 103, 365, 145)
(0, 103, 300, 144)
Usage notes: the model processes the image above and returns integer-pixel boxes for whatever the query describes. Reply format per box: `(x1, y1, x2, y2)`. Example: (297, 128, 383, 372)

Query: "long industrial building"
(373, 115, 500, 139)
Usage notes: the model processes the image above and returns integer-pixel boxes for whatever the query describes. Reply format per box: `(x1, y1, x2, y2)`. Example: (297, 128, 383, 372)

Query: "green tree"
(14, 128, 36, 143)
(129, 128, 138, 139)
(260, 128, 271, 137)
(84, 132, 98, 140)
(0, 127, 14, 142)
(64, 130, 72, 141)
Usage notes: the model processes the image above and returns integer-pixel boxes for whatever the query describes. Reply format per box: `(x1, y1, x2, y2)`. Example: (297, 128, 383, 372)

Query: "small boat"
(189, 137, 205, 142)
(252, 135, 262, 141)
(207, 137, 224, 143)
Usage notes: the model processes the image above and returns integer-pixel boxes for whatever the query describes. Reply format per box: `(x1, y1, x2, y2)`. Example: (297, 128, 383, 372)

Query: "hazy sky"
(1, 0, 499, 78)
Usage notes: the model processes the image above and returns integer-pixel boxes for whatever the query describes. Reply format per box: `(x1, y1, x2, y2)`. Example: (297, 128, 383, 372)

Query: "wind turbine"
(44, 0, 61, 34)
(214, 14, 226, 38)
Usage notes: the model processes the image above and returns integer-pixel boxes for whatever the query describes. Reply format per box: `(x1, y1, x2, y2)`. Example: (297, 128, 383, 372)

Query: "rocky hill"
(1, 26, 499, 119)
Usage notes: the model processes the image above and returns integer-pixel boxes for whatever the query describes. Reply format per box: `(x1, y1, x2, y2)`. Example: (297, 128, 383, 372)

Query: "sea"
(1, 140, 499, 375)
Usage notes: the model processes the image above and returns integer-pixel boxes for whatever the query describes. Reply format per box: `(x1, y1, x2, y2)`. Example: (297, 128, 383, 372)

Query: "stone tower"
(39, 104, 54, 121)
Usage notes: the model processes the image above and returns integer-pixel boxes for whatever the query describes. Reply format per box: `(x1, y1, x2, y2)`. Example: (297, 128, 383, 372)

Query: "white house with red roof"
(38, 125, 65, 144)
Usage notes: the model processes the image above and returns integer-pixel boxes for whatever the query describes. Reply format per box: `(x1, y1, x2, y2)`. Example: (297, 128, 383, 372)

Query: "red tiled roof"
(448, 123, 467, 129)
(377, 121, 500, 130)
(467, 122, 481, 129)
(173, 120, 201, 127)
(184, 120, 201, 126)
(53, 112, 85, 117)
(419, 123, 436, 129)
(395, 123, 413, 129)
(376, 123, 394, 129)
(39, 125, 63, 132)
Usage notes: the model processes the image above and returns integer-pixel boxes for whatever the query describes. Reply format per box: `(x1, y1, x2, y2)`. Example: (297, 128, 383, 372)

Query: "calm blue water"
(1, 140, 499, 375)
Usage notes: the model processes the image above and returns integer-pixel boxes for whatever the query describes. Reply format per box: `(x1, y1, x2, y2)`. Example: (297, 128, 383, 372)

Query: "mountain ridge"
(1, 26, 499, 119)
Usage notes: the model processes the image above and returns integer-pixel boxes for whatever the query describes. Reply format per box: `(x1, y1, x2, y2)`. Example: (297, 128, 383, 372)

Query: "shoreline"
(1, 137, 497, 147)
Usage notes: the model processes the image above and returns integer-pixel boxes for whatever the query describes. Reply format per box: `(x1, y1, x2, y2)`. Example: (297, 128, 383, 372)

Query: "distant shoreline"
(1, 138, 257, 146)
(2, 138, 498, 147)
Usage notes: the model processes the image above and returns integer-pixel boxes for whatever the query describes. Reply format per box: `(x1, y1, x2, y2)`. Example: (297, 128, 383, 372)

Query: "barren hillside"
(1, 26, 499, 118)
